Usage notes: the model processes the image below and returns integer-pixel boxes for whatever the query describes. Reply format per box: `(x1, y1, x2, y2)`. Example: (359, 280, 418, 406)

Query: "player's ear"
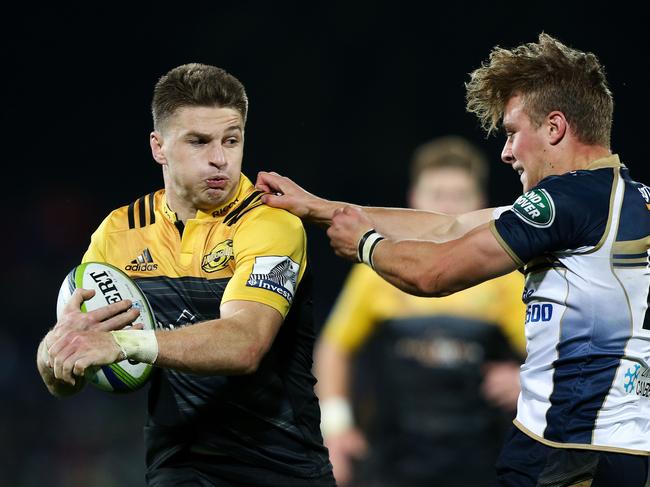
(547, 111, 567, 146)
(150, 131, 167, 165)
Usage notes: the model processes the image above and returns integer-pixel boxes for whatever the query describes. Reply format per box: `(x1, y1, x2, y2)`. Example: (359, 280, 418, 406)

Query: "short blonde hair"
(465, 33, 613, 147)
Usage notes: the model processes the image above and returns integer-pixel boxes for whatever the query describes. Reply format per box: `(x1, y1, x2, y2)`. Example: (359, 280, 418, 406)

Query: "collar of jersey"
(586, 153, 622, 170)
(161, 174, 253, 223)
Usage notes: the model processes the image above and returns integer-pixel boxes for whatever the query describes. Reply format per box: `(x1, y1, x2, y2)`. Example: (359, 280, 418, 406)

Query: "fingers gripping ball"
(56, 262, 156, 393)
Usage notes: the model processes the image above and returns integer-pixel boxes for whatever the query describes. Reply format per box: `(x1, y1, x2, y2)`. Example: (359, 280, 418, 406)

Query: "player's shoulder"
(512, 169, 613, 229)
(537, 165, 616, 201)
(231, 195, 305, 232)
(99, 190, 163, 234)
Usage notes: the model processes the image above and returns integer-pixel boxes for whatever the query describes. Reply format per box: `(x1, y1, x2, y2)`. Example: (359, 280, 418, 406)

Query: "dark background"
(2, 3, 647, 486)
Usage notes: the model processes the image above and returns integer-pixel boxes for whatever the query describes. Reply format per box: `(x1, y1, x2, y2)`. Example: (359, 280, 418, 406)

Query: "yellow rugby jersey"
(323, 264, 527, 355)
(83, 175, 306, 318)
(81, 174, 331, 478)
(323, 264, 527, 484)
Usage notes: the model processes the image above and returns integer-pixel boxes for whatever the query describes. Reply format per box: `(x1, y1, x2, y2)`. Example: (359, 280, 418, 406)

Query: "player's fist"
(327, 206, 373, 261)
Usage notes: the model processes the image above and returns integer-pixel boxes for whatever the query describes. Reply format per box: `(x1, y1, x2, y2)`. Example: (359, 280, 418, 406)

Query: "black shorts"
(145, 450, 336, 487)
(494, 425, 649, 487)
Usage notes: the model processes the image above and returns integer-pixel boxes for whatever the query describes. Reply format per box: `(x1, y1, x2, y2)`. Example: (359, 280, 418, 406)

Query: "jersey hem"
(513, 419, 650, 456)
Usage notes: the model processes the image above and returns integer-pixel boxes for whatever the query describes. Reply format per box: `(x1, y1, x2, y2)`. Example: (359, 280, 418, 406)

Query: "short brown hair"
(465, 33, 613, 147)
(151, 63, 248, 131)
(409, 135, 489, 193)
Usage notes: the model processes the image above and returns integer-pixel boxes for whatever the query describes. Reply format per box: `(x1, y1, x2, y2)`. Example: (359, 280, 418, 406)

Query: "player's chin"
(202, 187, 231, 206)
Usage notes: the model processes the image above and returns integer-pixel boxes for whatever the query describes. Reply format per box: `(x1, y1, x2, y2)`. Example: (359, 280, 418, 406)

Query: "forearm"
(370, 239, 453, 297)
(304, 197, 348, 227)
(314, 339, 356, 436)
(155, 320, 267, 375)
(369, 223, 517, 297)
(365, 206, 495, 241)
(310, 201, 494, 242)
(36, 337, 85, 397)
(314, 339, 352, 399)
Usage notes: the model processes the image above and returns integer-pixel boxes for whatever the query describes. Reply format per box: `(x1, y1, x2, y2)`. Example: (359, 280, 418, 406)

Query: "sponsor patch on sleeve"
(246, 256, 299, 303)
(512, 189, 555, 228)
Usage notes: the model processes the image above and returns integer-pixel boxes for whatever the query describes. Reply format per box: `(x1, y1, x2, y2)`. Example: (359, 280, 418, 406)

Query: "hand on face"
(326, 206, 374, 262)
(255, 171, 319, 219)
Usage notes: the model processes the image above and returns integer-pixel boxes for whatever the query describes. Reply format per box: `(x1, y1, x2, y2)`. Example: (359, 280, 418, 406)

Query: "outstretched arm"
(255, 171, 495, 241)
(326, 206, 518, 297)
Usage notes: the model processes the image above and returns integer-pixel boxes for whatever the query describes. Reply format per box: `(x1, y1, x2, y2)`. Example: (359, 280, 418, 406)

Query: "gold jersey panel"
(322, 263, 527, 355)
(82, 175, 307, 318)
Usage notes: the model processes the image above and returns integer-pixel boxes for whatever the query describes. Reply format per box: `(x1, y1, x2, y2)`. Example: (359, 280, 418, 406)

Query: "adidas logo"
(125, 248, 158, 271)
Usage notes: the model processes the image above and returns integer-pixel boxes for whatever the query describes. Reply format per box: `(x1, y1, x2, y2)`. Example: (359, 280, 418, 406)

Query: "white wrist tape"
(357, 229, 385, 269)
(320, 397, 354, 437)
(110, 330, 159, 364)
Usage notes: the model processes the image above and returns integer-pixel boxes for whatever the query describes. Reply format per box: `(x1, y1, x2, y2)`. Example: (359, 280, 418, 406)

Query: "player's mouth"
(206, 176, 228, 189)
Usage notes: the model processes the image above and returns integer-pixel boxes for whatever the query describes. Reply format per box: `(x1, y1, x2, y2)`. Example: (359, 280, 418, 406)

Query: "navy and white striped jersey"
(490, 155, 650, 454)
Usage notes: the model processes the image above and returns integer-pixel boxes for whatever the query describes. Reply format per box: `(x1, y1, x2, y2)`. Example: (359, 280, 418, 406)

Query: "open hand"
(44, 288, 140, 367)
(48, 330, 124, 386)
(255, 171, 323, 221)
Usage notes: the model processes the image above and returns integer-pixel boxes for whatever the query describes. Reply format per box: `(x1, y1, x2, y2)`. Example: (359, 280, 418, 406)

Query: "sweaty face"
(152, 106, 244, 216)
(409, 166, 483, 214)
(501, 95, 550, 192)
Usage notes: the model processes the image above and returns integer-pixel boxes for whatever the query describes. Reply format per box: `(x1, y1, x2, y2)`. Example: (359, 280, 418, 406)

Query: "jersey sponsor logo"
(155, 308, 198, 330)
(125, 248, 158, 271)
(512, 189, 555, 228)
(88, 270, 124, 304)
(246, 256, 299, 304)
(395, 336, 483, 367)
(525, 303, 553, 324)
(202, 239, 234, 273)
(622, 364, 650, 399)
(212, 198, 239, 217)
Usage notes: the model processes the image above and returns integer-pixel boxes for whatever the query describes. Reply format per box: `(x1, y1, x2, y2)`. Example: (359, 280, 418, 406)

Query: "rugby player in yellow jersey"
(314, 136, 526, 487)
(36, 63, 335, 486)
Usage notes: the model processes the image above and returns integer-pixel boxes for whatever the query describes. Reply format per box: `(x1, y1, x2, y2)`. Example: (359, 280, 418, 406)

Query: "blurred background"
(2, 2, 647, 486)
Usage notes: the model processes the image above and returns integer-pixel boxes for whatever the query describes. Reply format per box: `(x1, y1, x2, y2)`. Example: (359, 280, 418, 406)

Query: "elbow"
(233, 344, 267, 375)
(410, 267, 454, 298)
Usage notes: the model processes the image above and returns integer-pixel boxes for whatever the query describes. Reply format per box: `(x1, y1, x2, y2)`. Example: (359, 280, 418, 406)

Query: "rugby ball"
(56, 261, 156, 393)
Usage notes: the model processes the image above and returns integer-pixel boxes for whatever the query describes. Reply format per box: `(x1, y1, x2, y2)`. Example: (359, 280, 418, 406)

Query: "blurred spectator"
(314, 136, 526, 487)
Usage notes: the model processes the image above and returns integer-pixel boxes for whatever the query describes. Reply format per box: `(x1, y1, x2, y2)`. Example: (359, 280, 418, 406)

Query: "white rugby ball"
(56, 261, 156, 393)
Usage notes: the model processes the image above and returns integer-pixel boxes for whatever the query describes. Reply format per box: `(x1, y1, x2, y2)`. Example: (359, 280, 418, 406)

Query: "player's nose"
(209, 144, 227, 167)
(501, 142, 515, 164)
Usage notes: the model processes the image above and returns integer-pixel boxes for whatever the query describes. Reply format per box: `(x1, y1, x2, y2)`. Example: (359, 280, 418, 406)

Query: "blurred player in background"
(257, 33, 650, 486)
(37, 63, 335, 486)
(315, 136, 526, 487)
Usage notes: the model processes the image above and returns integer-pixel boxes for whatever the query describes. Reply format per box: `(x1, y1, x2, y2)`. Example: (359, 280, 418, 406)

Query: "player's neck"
(557, 141, 611, 173)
